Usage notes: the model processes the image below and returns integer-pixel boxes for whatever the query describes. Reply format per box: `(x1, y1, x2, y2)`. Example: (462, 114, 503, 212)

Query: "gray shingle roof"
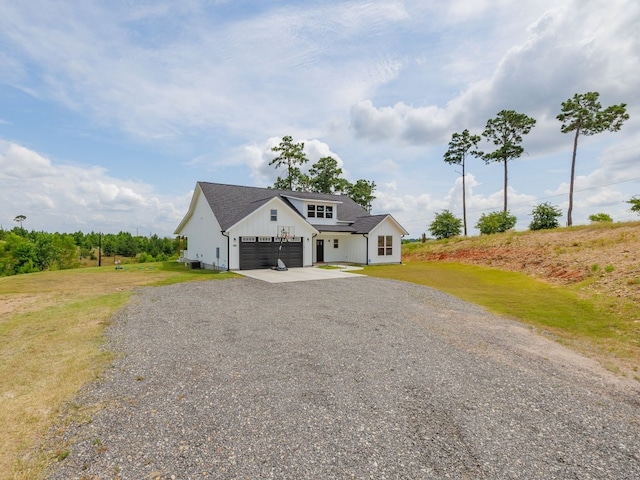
(197, 182, 374, 232)
(351, 215, 388, 234)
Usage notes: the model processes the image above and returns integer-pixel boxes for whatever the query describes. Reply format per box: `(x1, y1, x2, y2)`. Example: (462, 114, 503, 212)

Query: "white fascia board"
(319, 231, 352, 236)
(174, 184, 202, 234)
(372, 214, 410, 236)
(281, 194, 343, 205)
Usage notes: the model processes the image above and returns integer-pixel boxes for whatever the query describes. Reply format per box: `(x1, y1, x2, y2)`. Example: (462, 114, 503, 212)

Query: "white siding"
(285, 197, 341, 226)
(227, 198, 316, 269)
(346, 235, 367, 264)
(368, 218, 404, 264)
(285, 197, 305, 216)
(314, 234, 367, 264)
(179, 187, 228, 269)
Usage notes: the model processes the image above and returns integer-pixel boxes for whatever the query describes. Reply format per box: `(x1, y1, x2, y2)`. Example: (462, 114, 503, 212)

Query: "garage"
(239, 236, 303, 270)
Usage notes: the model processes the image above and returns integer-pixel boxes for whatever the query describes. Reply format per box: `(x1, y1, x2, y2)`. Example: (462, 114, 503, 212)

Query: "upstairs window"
(326, 206, 333, 218)
(307, 204, 333, 219)
(270, 209, 278, 221)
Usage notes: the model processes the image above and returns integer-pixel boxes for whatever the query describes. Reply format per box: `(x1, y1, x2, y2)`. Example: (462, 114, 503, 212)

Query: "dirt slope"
(404, 222, 640, 306)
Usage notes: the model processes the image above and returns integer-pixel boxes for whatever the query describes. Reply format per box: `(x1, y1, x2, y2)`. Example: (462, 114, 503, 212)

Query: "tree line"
(437, 91, 631, 238)
(268, 135, 376, 211)
(0, 223, 178, 277)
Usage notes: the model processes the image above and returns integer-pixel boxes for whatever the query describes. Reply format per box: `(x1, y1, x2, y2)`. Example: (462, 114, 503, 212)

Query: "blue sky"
(0, 0, 638, 238)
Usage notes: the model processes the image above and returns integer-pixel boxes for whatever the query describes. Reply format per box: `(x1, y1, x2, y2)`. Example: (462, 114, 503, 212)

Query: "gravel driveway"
(48, 276, 640, 479)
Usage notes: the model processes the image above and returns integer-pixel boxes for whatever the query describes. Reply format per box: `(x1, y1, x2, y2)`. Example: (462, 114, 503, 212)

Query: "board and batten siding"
(368, 218, 404, 265)
(345, 234, 367, 264)
(227, 198, 316, 270)
(315, 234, 366, 264)
(181, 187, 228, 269)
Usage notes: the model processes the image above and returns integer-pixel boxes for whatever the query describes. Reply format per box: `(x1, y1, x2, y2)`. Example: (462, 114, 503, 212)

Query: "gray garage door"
(239, 236, 303, 270)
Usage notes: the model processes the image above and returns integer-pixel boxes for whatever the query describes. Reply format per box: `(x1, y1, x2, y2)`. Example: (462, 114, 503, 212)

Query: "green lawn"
(363, 262, 639, 376)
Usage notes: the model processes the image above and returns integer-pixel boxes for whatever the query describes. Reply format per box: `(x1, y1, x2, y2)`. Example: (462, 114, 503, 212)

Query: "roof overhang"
(281, 194, 343, 205)
(173, 184, 202, 235)
(380, 214, 410, 236)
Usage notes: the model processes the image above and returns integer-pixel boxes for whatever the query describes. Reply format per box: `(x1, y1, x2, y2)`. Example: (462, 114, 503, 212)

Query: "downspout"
(221, 231, 230, 271)
(363, 234, 369, 265)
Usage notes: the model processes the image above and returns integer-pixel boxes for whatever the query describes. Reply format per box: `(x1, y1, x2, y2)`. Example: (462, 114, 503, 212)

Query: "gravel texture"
(48, 276, 640, 479)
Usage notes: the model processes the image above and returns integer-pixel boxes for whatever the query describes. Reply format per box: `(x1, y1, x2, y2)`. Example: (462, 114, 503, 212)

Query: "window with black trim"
(333, 239, 339, 248)
(270, 209, 277, 221)
(307, 204, 334, 219)
(377, 235, 393, 256)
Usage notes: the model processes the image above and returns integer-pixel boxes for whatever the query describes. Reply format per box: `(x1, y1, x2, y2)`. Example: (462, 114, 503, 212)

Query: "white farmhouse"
(174, 182, 408, 270)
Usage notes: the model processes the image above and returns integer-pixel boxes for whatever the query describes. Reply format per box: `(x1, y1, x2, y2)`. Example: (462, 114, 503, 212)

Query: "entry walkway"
(237, 265, 364, 283)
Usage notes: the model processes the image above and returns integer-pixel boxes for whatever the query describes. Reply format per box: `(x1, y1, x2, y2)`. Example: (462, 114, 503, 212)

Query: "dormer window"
(326, 206, 333, 218)
(307, 204, 333, 219)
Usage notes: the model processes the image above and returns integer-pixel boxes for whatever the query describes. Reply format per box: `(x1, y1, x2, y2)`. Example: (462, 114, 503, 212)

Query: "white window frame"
(377, 235, 393, 256)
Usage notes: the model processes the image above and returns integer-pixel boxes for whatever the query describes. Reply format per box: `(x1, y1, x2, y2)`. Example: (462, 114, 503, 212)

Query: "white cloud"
(25, 193, 56, 210)
(0, 140, 186, 235)
(0, 1, 412, 143)
(241, 137, 345, 186)
(350, 0, 640, 147)
(303, 139, 345, 167)
(0, 142, 56, 177)
(0, 0, 637, 239)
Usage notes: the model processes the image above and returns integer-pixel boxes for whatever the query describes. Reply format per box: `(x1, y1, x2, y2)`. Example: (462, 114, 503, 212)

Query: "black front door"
(316, 239, 324, 263)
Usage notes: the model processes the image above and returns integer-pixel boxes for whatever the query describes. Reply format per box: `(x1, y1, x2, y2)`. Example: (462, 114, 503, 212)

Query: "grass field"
(0, 262, 235, 479)
(363, 262, 640, 378)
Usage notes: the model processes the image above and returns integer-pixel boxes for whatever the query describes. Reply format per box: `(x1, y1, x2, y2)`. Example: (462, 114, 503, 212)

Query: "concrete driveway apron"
(237, 266, 364, 283)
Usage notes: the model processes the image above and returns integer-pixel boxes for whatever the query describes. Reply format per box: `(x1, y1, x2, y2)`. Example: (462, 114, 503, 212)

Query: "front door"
(316, 239, 324, 263)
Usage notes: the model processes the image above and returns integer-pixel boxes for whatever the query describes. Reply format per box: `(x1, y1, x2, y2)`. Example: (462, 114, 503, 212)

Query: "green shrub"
(138, 252, 153, 263)
(428, 210, 463, 239)
(475, 210, 517, 235)
(529, 202, 562, 230)
(589, 212, 613, 223)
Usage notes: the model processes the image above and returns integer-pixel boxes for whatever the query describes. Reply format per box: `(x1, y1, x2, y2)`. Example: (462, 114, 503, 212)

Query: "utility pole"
(98, 233, 102, 267)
